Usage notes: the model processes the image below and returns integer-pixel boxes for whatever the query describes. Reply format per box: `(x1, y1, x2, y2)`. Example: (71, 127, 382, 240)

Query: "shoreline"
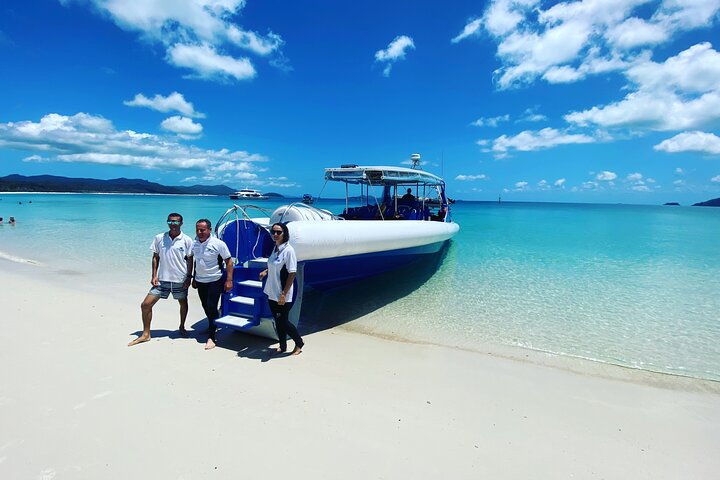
(2, 259, 720, 478)
(3, 251, 719, 391)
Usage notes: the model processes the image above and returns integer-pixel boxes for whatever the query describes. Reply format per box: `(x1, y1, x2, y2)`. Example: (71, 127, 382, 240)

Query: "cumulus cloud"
(168, 43, 256, 81)
(456, 0, 720, 89)
(711, 175, 720, 182)
(554, 178, 566, 187)
(596, 171, 617, 181)
(653, 131, 720, 154)
(160, 116, 203, 137)
(374, 35, 415, 77)
(485, 127, 595, 157)
(514, 181, 529, 190)
(0, 113, 266, 181)
(626, 172, 643, 181)
(564, 43, 720, 131)
(71, 0, 284, 81)
(455, 174, 488, 181)
(471, 114, 510, 127)
(124, 92, 204, 118)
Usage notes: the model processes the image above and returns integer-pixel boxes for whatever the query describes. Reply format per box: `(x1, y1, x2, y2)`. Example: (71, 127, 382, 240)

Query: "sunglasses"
(271, 230, 283, 235)
(167, 220, 181, 225)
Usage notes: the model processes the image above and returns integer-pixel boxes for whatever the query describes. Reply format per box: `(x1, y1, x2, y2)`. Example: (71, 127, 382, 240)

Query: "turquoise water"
(2, 194, 719, 381)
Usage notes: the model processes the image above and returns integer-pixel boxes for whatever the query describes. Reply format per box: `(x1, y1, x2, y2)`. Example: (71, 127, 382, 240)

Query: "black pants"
(268, 299, 303, 352)
(197, 278, 223, 341)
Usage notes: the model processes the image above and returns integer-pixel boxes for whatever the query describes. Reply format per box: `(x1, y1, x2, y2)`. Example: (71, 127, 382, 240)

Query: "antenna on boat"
(410, 153, 421, 170)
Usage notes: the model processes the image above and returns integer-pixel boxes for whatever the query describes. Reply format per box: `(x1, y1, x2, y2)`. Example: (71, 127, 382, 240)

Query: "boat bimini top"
(324, 166, 445, 187)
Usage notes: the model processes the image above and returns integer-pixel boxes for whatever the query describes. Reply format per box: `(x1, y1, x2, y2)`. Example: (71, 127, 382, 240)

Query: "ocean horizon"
(2, 193, 719, 382)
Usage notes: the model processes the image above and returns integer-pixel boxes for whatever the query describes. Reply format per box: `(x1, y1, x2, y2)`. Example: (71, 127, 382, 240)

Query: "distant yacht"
(229, 188, 268, 200)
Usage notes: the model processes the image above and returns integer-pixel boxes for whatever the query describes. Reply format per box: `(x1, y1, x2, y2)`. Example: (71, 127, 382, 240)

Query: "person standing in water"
(129, 213, 193, 346)
(259, 222, 304, 355)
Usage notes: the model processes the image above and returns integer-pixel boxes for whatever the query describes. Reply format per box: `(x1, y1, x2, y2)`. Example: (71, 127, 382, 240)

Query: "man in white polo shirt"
(191, 218, 233, 350)
(128, 212, 194, 346)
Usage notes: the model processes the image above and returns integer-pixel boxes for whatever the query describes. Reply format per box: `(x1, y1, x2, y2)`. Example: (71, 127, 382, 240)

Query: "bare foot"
(205, 338, 216, 350)
(128, 335, 150, 346)
(273, 347, 286, 354)
(291, 346, 303, 356)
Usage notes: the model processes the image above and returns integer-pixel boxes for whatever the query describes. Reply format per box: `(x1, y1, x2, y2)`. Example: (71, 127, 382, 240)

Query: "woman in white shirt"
(259, 222, 304, 355)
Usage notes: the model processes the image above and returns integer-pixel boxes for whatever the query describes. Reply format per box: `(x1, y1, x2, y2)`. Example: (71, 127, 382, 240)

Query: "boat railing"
(272, 202, 344, 223)
(216, 204, 275, 226)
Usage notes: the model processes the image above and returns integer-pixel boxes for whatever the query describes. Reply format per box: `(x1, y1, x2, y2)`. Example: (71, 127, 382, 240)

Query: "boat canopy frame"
(324, 166, 449, 220)
(324, 165, 445, 187)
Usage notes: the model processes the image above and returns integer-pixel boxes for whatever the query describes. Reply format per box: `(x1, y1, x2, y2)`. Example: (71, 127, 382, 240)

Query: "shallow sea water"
(1, 194, 719, 381)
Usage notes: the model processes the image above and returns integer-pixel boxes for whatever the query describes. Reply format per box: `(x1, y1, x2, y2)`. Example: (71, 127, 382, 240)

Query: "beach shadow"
(211, 331, 278, 362)
(128, 328, 198, 342)
(176, 243, 451, 358)
(296, 243, 450, 335)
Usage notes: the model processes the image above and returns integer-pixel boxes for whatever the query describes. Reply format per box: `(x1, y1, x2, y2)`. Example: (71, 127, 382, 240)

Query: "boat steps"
(216, 313, 261, 330)
(248, 257, 268, 269)
(236, 279, 262, 288)
(229, 295, 255, 306)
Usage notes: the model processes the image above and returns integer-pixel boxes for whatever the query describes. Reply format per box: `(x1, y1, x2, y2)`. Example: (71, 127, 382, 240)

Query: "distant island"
(663, 202, 680, 206)
(693, 197, 720, 207)
(0, 174, 284, 197)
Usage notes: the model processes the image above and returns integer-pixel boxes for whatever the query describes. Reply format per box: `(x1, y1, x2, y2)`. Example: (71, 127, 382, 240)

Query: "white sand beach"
(1, 259, 719, 480)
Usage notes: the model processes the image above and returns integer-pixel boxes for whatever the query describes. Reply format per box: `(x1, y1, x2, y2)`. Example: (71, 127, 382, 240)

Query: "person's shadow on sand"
(128, 328, 195, 342)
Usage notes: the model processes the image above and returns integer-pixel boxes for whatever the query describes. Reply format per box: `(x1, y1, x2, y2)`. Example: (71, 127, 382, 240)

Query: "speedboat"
(229, 188, 268, 200)
(214, 156, 459, 339)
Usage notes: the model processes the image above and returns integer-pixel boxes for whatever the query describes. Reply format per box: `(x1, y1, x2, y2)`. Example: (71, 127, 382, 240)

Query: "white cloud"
(489, 127, 595, 156)
(74, 0, 283, 81)
(631, 184, 651, 191)
(124, 92, 204, 118)
(626, 172, 643, 181)
(455, 174, 488, 181)
(675, 167, 685, 174)
(596, 170, 617, 181)
(0, 112, 266, 179)
(514, 181, 529, 190)
(483, 0, 538, 38)
(673, 179, 685, 186)
(225, 26, 283, 56)
(471, 114, 510, 127)
(711, 175, 720, 182)
(565, 43, 720, 131)
(654, 131, 720, 154)
(160, 116, 203, 136)
(167, 43, 256, 81)
(519, 108, 547, 122)
(605, 17, 669, 49)
(375, 35, 415, 77)
(467, 0, 720, 89)
(554, 178, 566, 187)
(452, 18, 483, 43)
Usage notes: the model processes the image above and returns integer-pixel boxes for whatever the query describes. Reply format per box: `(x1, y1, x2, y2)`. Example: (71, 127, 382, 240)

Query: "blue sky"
(1, 0, 720, 204)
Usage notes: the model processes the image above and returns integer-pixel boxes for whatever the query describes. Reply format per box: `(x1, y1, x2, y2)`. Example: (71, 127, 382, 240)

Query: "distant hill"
(693, 197, 720, 207)
(663, 202, 680, 206)
(0, 174, 236, 196)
